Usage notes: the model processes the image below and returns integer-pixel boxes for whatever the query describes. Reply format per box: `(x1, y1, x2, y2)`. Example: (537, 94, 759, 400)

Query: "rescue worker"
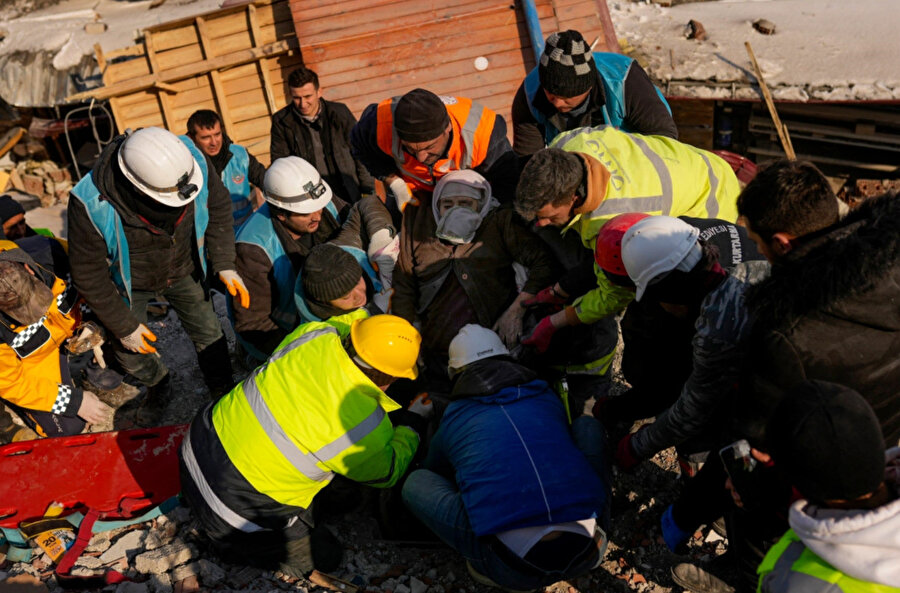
(756, 381, 900, 593)
(0, 240, 111, 443)
(234, 156, 395, 361)
(592, 213, 763, 432)
(512, 29, 676, 159)
(610, 216, 769, 471)
(350, 88, 519, 216)
(68, 127, 247, 425)
(402, 324, 610, 591)
(187, 109, 267, 230)
(513, 129, 741, 388)
(270, 66, 375, 205)
(179, 313, 425, 578)
(294, 243, 384, 331)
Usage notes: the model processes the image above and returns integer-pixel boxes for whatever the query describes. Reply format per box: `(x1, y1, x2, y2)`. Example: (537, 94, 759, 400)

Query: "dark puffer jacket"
(68, 135, 235, 339)
(743, 192, 900, 446)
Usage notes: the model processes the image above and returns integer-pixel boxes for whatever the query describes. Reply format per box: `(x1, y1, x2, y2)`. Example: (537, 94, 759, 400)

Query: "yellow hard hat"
(350, 314, 421, 380)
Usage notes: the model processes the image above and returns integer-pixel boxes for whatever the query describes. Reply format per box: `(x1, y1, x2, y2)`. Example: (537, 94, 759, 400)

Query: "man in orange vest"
(351, 88, 519, 216)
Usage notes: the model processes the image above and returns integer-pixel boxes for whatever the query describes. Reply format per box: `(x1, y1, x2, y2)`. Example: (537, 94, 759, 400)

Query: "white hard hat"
(117, 127, 204, 207)
(448, 324, 509, 376)
(621, 216, 701, 302)
(263, 156, 333, 214)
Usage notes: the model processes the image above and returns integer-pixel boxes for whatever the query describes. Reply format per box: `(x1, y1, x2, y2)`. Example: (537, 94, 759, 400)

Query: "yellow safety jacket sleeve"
(573, 268, 636, 324)
(334, 424, 419, 488)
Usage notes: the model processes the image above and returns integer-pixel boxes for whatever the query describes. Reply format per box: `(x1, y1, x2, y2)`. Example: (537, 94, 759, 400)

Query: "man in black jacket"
(269, 67, 374, 205)
(738, 159, 900, 446)
(67, 127, 246, 425)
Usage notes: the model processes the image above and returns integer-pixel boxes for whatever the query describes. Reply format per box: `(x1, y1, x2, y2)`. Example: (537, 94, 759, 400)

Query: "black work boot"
(196, 337, 235, 400)
(136, 373, 172, 427)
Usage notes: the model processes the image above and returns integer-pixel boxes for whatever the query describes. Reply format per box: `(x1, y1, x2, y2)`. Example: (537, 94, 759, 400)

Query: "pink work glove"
(522, 286, 568, 308)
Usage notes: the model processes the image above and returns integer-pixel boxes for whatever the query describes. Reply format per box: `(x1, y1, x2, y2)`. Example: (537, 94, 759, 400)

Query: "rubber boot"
(136, 373, 172, 427)
(196, 337, 235, 400)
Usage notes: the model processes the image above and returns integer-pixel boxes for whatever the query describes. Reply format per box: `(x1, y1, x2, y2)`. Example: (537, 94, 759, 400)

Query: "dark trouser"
(671, 454, 789, 593)
(178, 457, 341, 577)
(604, 299, 697, 423)
(3, 400, 84, 438)
(113, 275, 226, 387)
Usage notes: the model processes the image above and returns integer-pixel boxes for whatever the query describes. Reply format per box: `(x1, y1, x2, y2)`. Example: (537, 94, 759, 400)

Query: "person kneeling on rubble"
(402, 324, 610, 592)
(0, 241, 112, 443)
(179, 313, 427, 577)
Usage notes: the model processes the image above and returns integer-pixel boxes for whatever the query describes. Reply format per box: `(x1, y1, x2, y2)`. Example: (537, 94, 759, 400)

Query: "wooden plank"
(229, 100, 271, 123)
(153, 45, 207, 72)
(148, 24, 199, 53)
(195, 16, 236, 134)
(333, 63, 528, 107)
(299, 5, 538, 65)
(103, 45, 146, 61)
(143, 32, 174, 129)
(127, 113, 167, 130)
(106, 55, 152, 85)
(195, 11, 249, 40)
(232, 116, 272, 143)
(555, 0, 601, 22)
(143, 0, 273, 33)
(321, 36, 522, 86)
(295, 1, 527, 45)
(294, 0, 489, 22)
(171, 86, 216, 110)
(67, 38, 299, 102)
(249, 3, 278, 115)
(202, 29, 255, 57)
(117, 98, 166, 120)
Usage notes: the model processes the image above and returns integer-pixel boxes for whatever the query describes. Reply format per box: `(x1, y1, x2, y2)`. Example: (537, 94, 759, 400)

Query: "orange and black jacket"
(350, 95, 519, 202)
(0, 274, 83, 416)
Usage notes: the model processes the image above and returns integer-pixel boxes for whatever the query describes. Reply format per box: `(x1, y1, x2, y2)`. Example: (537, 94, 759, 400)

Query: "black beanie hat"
(302, 244, 363, 302)
(394, 89, 451, 142)
(539, 30, 596, 98)
(0, 195, 26, 223)
(767, 380, 885, 504)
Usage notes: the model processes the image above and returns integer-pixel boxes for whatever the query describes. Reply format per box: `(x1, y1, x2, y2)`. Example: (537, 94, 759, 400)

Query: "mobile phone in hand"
(719, 438, 761, 508)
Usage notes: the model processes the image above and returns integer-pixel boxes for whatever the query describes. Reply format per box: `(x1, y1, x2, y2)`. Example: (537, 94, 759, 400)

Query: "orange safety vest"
(375, 95, 497, 193)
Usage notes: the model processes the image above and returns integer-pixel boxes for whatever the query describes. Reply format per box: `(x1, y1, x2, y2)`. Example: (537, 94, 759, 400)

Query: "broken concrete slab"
(134, 540, 195, 575)
(99, 530, 145, 564)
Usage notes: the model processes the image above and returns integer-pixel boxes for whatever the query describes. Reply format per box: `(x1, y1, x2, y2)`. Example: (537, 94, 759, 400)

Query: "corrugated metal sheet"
(0, 50, 98, 108)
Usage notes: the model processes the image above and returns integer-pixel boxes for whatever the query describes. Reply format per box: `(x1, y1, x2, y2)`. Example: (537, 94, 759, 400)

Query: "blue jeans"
(402, 416, 610, 591)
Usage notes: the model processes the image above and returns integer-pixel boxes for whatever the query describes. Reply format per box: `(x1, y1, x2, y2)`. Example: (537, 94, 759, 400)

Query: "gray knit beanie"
(302, 244, 362, 302)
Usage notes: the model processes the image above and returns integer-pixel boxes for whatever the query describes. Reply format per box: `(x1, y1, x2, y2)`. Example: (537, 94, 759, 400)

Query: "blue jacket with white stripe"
(425, 359, 608, 536)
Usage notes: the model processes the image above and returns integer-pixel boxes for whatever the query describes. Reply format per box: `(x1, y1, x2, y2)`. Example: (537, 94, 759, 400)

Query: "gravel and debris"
(1, 302, 729, 592)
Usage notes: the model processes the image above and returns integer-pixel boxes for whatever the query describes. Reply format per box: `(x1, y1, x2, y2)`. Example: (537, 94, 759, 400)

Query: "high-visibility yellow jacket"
(758, 529, 900, 593)
(180, 310, 419, 532)
(551, 126, 741, 323)
(0, 275, 82, 417)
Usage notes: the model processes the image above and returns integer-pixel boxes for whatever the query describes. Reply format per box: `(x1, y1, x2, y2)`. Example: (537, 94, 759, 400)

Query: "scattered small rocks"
(753, 19, 776, 35)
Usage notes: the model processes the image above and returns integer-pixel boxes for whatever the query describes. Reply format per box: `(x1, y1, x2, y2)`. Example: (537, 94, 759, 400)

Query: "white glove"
(408, 393, 434, 419)
(368, 229, 400, 291)
(388, 177, 416, 212)
(219, 270, 250, 308)
(121, 324, 157, 354)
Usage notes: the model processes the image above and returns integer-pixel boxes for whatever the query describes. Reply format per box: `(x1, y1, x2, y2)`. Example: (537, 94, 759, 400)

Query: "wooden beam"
(143, 32, 175, 129)
(248, 3, 278, 115)
(67, 38, 298, 103)
(196, 16, 236, 133)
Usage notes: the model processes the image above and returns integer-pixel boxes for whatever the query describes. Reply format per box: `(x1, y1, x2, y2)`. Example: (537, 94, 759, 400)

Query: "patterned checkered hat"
(539, 30, 596, 97)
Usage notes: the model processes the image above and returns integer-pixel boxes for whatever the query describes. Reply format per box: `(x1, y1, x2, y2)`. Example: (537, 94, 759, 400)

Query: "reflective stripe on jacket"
(221, 144, 252, 229)
(68, 135, 210, 306)
(235, 201, 340, 331)
(0, 276, 82, 415)
(554, 126, 740, 247)
(181, 312, 419, 528)
(758, 529, 900, 593)
(375, 95, 496, 192)
(524, 52, 671, 145)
